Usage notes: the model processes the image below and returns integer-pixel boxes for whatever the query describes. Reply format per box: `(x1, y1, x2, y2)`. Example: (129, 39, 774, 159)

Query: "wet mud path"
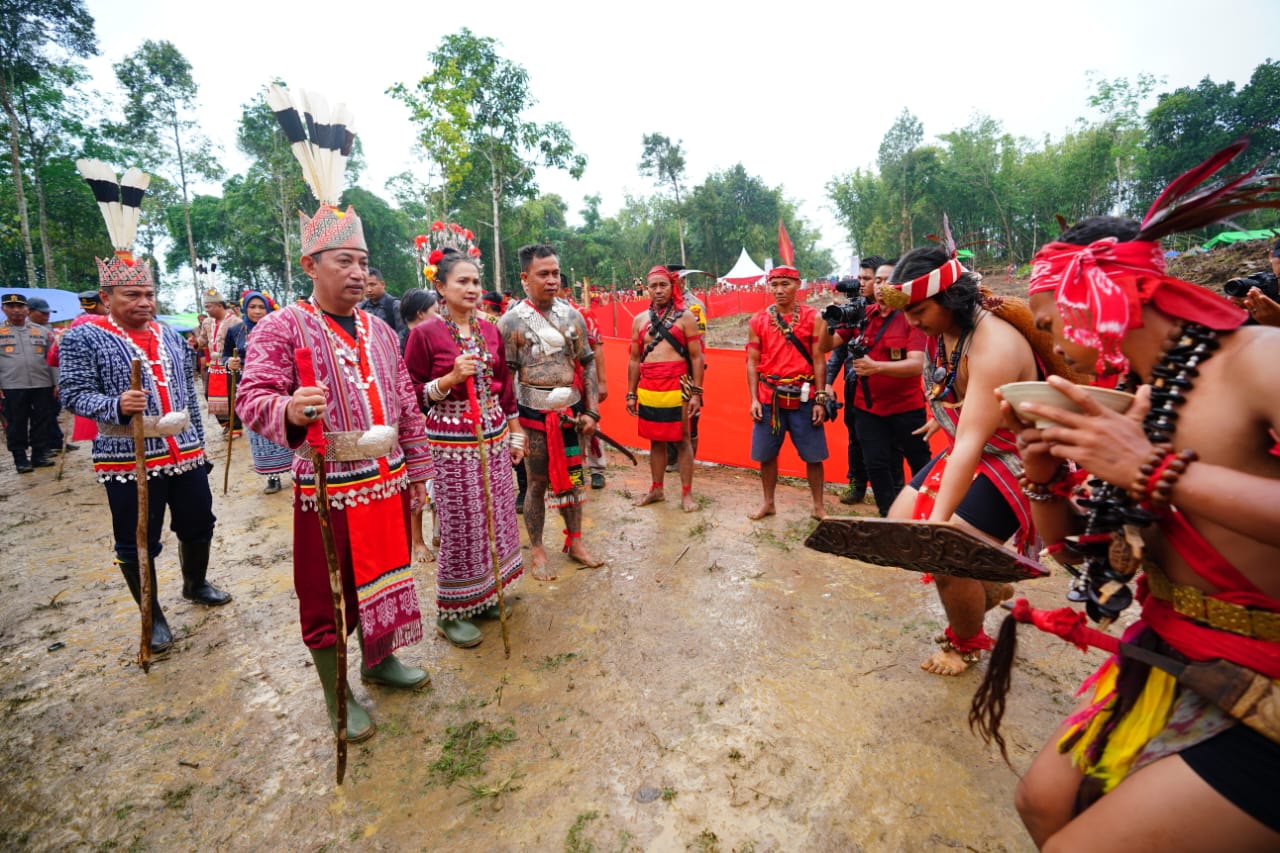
(0, 425, 1105, 852)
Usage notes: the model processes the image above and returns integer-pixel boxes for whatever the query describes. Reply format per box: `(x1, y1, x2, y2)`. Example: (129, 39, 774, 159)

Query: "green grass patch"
(430, 720, 517, 786)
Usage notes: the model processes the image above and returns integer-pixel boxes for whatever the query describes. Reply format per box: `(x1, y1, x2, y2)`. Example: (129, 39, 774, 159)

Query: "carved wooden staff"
(466, 375, 511, 658)
(295, 347, 347, 784)
(222, 348, 239, 495)
(130, 359, 154, 674)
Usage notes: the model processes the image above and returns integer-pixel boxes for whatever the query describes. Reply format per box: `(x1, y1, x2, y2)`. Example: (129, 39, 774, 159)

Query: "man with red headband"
(746, 265, 829, 521)
(878, 244, 1055, 676)
(626, 265, 705, 512)
(977, 144, 1280, 849)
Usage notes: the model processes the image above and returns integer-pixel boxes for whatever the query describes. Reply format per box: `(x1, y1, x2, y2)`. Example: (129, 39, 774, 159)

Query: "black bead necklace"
(1061, 322, 1220, 624)
(928, 327, 970, 401)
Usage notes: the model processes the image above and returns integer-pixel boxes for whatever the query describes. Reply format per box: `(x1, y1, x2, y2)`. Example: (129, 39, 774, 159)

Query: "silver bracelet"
(426, 379, 448, 402)
(509, 433, 527, 449)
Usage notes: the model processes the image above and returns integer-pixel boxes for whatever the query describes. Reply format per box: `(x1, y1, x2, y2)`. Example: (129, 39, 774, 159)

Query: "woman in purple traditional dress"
(404, 248, 526, 648)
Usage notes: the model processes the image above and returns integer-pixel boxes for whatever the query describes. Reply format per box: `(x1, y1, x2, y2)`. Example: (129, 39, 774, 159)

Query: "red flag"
(777, 219, 795, 267)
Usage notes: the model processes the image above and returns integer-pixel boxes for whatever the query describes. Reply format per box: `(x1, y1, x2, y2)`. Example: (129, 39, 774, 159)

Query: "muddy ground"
(0, 412, 1110, 853)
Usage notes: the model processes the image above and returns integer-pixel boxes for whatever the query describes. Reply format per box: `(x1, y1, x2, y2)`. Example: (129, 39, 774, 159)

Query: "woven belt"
(100, 413, 190, 438)
(294, 429, 395, 463)
(516, 384, 579, 411)
(1145, 563, 1280, 643)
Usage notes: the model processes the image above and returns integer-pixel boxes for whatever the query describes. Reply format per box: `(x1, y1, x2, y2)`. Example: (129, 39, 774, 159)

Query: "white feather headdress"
(76, 159, 150, 257)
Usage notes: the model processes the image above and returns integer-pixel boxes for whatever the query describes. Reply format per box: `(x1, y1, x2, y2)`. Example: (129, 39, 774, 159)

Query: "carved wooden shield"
(804, 518, 1049, 582)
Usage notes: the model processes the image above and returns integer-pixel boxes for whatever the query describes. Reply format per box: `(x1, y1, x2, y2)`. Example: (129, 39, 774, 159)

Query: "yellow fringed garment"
(1058, 656, 1179, 794)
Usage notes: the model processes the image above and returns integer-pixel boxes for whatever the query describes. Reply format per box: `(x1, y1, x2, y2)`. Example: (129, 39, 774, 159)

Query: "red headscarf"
(877, 257, 967, 310)
(767, 265, 800, 283)
(1030, 237, 1246, 385)
(647, 264, 683, 309)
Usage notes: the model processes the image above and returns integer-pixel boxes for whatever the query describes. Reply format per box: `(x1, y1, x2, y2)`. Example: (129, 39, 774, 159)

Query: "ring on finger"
(303, 405, 318, 419)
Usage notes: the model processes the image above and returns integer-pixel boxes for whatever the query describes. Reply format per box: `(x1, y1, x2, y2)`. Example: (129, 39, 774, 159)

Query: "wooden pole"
(222, 348, 239, 495)
(466, 376, 511, 657)
(294, 347, 347, 785)
(130, 359, 153, 674)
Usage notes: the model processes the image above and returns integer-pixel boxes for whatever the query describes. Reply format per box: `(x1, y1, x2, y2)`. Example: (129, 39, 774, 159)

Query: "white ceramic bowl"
(998, 381, 1136, 428)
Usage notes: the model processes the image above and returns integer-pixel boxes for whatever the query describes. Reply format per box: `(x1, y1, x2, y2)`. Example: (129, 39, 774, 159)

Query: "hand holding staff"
(466, 376, 511, 658)
(130, 359, 154, 674)
(222, 348, 240, 495)
(295, 347, 348, 784)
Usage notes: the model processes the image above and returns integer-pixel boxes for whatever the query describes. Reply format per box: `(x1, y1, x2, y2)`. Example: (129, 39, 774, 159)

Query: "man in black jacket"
(359, 268, 403, 335)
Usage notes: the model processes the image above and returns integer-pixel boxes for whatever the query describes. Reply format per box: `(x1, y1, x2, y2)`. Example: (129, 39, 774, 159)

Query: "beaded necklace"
(308, 299, 380, 395)
(107, 315, 173, 393)
(442, 312, 493, 407)
(1063, 322, 1219, 624)
(928, 327, 970, 401)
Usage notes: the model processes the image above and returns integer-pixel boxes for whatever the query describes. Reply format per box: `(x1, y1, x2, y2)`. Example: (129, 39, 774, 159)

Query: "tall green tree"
(638, 132, 689, 266)
(114, 39, 224, 309)
(390, 28, 586, 291)
(0, 0, 97, 286)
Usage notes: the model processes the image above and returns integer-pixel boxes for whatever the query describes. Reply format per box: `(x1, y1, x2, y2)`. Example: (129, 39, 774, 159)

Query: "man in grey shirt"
(0, 293, 56, 472)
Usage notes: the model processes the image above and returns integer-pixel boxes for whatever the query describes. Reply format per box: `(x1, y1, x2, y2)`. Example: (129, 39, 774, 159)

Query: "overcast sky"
(81, 0, 1279, 271)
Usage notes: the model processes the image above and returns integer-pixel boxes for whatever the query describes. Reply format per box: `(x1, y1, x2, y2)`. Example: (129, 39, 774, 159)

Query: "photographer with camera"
(820, 262, 932, 516)
(1223, 239, 1280, 326)
(823, 257, 880, 504)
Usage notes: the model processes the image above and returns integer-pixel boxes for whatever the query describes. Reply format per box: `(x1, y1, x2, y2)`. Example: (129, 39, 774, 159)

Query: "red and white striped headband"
(877, 257, 966, 310)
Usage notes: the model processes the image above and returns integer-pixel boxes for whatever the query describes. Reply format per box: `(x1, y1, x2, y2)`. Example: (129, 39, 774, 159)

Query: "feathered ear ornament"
(76, 159, 150, 260)
(266, 83, 354, 207)
(1137, 137, 1280, 241)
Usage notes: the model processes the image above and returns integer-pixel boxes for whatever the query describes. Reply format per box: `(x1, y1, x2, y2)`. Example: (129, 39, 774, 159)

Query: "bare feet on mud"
(748, 502, 776, 520)
(567, 541, 604, 568)
(530, 544, 557, 581)
(811, 505, 827, 521)
(635, 488, 664, 507)
(681, 493, 697, 513)
(921, 647, 975, 676)
(412, 543, 434, 564)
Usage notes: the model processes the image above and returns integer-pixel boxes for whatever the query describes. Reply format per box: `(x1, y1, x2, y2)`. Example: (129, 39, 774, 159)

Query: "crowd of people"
(8, 121, 1276, 848)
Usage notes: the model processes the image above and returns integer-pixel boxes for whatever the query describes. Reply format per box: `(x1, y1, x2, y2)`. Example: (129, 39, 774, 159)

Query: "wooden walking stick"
(222, 348, 239, 495)
(465, 375, 511, 658)
(295, 347, 348, 784)
(130, 359, 154, 674)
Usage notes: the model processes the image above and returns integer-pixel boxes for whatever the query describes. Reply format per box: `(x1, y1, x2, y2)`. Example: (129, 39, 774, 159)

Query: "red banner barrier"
(596, 336, 944, 483)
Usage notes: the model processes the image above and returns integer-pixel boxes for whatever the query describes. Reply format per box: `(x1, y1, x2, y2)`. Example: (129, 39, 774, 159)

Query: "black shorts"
(1180, 721, 1280, 832)
(908, 450, 1019, 542)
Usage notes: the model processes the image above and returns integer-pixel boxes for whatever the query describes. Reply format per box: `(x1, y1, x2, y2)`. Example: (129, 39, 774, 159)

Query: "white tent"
(718, 248, 766, 287)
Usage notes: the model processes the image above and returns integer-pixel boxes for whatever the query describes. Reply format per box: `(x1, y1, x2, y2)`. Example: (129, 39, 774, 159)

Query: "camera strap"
(849, 312, 895, 409)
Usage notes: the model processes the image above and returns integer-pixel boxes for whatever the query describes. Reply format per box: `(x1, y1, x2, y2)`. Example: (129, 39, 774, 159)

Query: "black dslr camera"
(834, 276, 862, 294)
(1224, 271, 1280, 301)
(821, 295, 870, 332)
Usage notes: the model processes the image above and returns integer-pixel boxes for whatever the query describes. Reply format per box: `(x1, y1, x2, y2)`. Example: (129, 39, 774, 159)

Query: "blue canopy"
(0, 288, 83, 321)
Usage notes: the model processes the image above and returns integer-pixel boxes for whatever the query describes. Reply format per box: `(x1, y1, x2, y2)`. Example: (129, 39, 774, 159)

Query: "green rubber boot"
(358, 629, 429, 688)
(436, 614, 483, 648)
(480, 598, 514, 620)
(309, 646, 375, 743)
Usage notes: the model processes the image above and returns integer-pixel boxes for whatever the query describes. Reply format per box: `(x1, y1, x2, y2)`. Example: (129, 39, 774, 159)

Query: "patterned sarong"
(206, 363, 230, 417)
(518, 403, 585, 509)
(248, 430, 292, 475)
(426, 399, 522, 617)
(637, 360, 686, 442)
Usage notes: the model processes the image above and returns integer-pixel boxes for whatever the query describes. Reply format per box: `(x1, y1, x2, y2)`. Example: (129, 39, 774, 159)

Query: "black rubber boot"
(178, 540, 231, 606)
(117, 558, 173, 653)
(13, 452, 32, 474)
(309, 646, 375, 742)
(358, 628, 430, 688)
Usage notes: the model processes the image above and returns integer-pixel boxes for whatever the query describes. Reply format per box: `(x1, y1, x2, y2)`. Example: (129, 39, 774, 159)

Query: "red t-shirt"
(837, 309, 927, 416)
(749, 304, 818, 405)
